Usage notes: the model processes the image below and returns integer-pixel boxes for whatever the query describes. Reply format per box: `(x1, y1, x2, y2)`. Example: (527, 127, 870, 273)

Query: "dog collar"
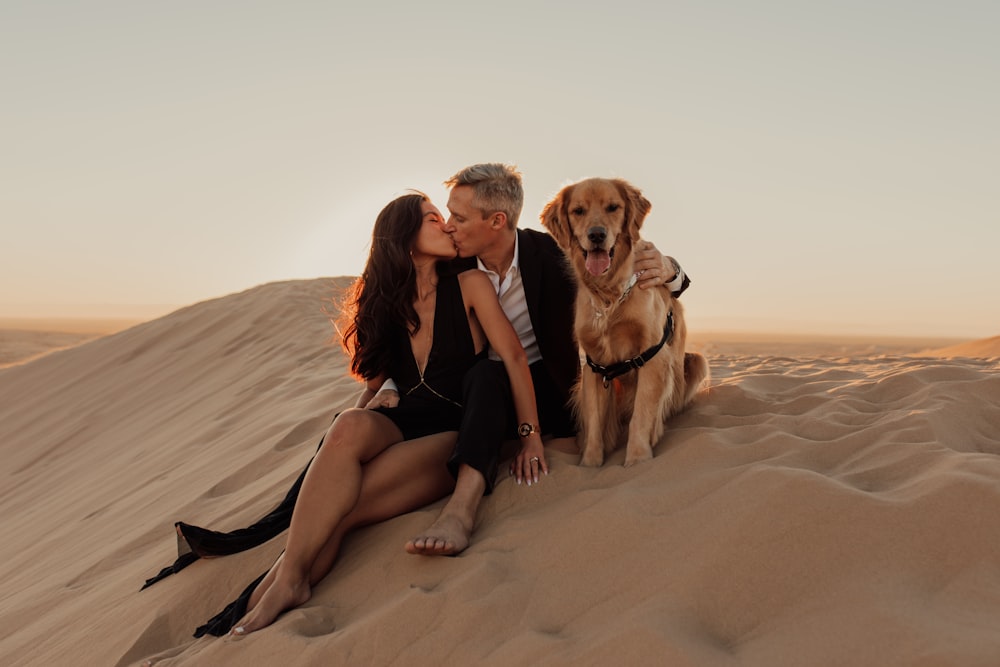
(618, 272, 640, 305)
(585, 310, 675, 388)
(589, 271, 644, 320)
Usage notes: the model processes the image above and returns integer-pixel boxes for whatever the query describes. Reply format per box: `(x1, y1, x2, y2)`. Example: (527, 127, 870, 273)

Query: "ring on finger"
(529, 457, 540, 463)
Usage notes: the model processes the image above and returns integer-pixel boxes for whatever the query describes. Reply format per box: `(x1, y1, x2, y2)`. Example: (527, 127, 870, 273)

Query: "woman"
(189, 191, 544, 638)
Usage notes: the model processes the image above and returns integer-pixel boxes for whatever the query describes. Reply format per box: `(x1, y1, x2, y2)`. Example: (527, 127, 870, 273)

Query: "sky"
(2, 1, 997, 338)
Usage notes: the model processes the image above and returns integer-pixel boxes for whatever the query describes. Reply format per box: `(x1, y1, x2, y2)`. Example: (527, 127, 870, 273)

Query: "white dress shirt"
(477, 233, 541, 365)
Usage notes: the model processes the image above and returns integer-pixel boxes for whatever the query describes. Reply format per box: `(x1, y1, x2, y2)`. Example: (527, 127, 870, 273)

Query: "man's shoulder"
(518, 227, 562, 258)
(518, 228, 574, 299)
(519, 227, 556, 245)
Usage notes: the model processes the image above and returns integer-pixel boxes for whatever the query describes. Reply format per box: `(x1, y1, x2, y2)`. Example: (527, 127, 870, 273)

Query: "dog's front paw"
(579, 449, 604, 467)
(623, 445, 653, 467)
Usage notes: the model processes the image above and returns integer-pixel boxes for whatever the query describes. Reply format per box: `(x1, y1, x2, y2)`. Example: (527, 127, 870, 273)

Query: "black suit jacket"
(448, 228, 580, 408)
(515, 228, 580, 405)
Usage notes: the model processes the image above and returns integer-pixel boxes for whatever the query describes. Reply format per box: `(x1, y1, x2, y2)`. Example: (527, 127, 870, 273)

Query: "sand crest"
(1, 278, 999, 666)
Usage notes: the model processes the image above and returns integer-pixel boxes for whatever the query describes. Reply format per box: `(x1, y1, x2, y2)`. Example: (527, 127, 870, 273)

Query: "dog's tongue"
(585, 249, 611, 276)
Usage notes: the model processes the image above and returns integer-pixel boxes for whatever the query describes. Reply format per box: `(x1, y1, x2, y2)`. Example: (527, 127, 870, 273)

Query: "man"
(396, 163, 689, 555)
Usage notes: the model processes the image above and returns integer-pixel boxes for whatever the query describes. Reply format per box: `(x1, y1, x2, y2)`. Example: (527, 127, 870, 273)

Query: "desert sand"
(1, 278, 999, 666)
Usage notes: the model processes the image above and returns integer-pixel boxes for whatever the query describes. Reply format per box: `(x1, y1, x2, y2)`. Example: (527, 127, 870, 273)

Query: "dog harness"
(585, 310, 675, 388)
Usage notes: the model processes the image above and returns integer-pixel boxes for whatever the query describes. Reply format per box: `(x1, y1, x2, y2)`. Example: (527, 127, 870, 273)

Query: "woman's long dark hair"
(338, 191, 428, 380)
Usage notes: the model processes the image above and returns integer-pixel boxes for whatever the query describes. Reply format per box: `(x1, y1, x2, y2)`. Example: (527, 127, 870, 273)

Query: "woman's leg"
(308, 429, 457, 578)
(230, 408, 405, 635)
(245, 431, 457, 612)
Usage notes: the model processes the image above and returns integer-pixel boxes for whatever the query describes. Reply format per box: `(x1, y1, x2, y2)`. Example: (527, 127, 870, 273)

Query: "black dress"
(371, 272, 481, 439)
(141, 273, 483, 636)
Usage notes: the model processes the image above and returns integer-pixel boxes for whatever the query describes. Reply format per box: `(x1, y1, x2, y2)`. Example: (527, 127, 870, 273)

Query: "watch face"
(519, 423, 534, 436)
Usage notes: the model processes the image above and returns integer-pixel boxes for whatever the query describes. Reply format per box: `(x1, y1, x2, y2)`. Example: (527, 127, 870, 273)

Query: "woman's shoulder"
(457, 267, 491, 291)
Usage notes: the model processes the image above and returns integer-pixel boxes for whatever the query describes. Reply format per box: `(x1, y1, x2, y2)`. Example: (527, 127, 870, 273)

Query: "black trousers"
(447, 358, 575, 493)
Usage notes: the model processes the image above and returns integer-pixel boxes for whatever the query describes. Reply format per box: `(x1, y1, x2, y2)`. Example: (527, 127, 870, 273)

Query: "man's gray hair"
(444, 163, 524, 229)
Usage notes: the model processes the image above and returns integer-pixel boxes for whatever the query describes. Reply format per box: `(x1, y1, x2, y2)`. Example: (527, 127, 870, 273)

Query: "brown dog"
(541, 178, 709, 467)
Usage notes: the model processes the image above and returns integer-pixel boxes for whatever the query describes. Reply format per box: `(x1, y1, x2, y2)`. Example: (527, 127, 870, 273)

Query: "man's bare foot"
(405, 513, 472, 556)
(229, 576, 311, 637)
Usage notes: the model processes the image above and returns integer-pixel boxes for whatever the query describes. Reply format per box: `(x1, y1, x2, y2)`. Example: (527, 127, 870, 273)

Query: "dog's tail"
(682, 352, 710, 406)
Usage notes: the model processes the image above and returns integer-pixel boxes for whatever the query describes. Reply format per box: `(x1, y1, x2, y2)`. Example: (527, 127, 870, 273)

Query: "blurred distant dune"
(921, 335, 1000, 359)
(0, 317, 144, 368)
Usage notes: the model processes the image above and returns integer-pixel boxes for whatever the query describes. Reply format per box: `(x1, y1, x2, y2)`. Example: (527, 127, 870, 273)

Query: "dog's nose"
(587, 227, 607, 245)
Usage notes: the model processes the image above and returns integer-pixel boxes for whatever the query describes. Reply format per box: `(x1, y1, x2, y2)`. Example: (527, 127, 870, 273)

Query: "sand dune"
(1, 279, 999, 666)
(923, 335, 1000, 359)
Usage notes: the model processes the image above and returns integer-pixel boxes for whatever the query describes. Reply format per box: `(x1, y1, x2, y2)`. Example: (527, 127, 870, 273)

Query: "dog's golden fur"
(541, 177, 709, 466)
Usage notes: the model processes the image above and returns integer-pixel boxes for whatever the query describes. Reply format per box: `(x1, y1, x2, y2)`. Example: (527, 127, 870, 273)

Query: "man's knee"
(462, 360, 509, 399)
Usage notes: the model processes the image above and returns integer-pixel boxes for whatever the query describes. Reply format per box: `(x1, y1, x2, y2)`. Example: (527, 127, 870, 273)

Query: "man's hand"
(633, 241, 679, 290)
(365, 388, 399, 409)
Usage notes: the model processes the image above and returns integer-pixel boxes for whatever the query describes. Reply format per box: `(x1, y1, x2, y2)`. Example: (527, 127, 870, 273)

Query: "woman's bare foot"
(229, 576, 311, 637)
(404, 513, 472, 556)
(245, 553, 283, 613)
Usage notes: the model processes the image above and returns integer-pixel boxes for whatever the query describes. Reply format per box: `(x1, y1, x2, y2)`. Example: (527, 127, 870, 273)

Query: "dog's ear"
(540, 185, 572, 249)
(616, 179, 652, 233)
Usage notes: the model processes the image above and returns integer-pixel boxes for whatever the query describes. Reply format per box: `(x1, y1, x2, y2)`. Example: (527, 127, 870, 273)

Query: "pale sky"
(2, 1, 997, 338)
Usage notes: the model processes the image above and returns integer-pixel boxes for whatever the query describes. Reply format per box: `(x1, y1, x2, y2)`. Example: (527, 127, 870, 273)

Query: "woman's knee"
(324, 409, 375, 447)
(323, 408, 399, 458)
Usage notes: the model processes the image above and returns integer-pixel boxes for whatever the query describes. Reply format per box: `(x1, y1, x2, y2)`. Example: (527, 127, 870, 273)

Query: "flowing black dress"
(141, 273, 483, 636)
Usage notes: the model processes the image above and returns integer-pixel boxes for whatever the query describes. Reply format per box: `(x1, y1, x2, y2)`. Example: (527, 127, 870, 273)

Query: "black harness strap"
(585, 310, 675, 388)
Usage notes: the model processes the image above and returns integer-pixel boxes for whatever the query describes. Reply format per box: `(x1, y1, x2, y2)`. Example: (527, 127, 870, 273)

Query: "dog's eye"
(606, 203, 621, 213)
(571, 206, 585, 216)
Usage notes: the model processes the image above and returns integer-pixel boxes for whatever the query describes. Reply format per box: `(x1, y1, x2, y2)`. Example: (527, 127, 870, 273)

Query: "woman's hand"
(365, 388, 399, 409)
(511, 435, 548, 486)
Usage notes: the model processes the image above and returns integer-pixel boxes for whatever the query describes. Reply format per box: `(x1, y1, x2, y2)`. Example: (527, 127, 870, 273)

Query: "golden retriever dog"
(541, 177, 709, 467)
